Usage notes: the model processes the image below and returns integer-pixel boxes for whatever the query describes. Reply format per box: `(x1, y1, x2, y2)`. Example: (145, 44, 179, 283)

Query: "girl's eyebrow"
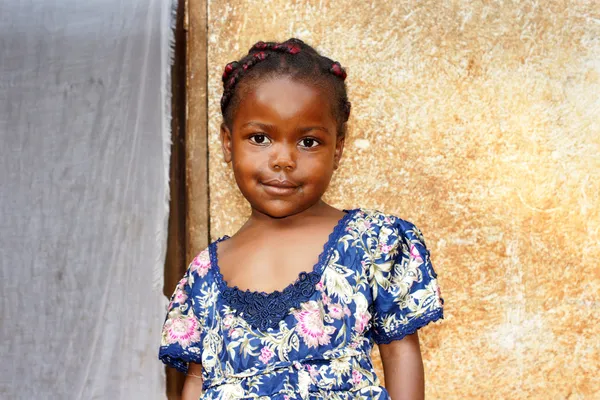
(241, 121, 273, 130)
(298, 126, 330, 134)
(241, 121, 329, 134)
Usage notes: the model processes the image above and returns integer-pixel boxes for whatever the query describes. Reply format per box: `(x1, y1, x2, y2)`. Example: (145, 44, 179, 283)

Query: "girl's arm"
(182, 362, 204, 400)
(379, 332, 425, 400)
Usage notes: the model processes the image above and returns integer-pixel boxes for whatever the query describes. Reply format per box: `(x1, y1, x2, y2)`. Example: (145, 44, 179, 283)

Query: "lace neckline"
(208, 209, 357, 330)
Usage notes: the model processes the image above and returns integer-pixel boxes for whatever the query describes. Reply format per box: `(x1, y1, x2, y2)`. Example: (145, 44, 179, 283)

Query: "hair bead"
(222, 61, 239, 81)
(286, 44, 301, 54)
(330, 62, 347, 81)
(253, 51, 268, 60)
(252, 41, 268, 50)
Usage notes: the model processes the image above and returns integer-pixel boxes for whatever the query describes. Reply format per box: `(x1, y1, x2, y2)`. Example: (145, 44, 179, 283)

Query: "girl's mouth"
(260, 179, 300, 196)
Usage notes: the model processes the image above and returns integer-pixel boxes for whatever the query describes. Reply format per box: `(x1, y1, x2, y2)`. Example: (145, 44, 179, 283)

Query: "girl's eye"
(249, 134, 270, 144)
(299, 138, 319, 148)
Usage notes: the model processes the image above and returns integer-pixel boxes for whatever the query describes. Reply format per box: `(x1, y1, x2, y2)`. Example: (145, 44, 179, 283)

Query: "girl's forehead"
(253, 77, 322, 105)
(235, 76, 337, 126)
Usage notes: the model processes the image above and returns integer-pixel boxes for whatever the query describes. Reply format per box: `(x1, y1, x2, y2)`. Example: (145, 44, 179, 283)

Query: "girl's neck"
(246, 200, 338, 230)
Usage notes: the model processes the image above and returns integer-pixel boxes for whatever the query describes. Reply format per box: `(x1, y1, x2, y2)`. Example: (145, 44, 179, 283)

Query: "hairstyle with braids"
(220, 38, 351, 136)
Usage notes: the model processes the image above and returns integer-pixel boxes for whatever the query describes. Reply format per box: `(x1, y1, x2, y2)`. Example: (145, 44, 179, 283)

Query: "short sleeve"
(158, 259, 204, 373)
(370, 217, 444, 344)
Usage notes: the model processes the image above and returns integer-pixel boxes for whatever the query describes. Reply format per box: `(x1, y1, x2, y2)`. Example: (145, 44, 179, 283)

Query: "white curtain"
(0, 0, 176, 398)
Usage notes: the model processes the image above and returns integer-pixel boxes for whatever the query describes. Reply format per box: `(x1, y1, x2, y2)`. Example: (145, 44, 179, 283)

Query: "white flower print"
(217, 383, 244, 399)
(353, 295, 371, 334)
(330, 356, 351, 376)
(298, 368, 311, 399)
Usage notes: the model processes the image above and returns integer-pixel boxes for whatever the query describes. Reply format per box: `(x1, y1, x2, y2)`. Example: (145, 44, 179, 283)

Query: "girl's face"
(221, 76, 345, 218)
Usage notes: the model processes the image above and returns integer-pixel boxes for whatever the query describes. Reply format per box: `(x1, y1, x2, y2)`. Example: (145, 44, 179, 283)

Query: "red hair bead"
(222, 61, 238, 80)
(253, 51, 267, 60)
(287, 44, 301, 54)
(331, 62, 347, 80)
(253, 41, 267, 50)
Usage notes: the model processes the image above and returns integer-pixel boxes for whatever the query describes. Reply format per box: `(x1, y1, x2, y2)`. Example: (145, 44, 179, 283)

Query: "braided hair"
(220, 38, 351, 136)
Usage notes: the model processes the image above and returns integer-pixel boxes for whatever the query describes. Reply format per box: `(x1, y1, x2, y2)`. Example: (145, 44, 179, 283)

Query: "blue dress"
(159, 208, 444, 399)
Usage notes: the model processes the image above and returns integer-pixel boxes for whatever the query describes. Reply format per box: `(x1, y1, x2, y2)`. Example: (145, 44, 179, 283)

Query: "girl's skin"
(182, 76, 425, 400)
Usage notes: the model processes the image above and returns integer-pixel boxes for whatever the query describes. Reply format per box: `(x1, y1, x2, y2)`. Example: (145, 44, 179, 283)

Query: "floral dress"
(159, 208, 444, 399)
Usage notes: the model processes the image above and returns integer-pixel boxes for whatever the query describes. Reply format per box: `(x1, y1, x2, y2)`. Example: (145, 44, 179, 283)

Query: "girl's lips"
(260, 180, 299, 196)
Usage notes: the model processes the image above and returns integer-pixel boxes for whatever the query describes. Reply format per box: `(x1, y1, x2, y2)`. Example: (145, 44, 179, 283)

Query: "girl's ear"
(334, 134, 345, 170)
(220, 123, 233, 163)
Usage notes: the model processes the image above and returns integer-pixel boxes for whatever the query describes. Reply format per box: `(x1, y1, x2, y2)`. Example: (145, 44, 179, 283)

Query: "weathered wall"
(200, 0, 600, 397)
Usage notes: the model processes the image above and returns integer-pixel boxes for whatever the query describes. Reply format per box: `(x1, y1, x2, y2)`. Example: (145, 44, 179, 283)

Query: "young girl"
(159, 38, 444, 400)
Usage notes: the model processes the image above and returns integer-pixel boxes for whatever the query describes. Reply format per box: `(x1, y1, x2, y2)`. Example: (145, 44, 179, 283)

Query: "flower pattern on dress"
(294, 300, 336, 349)
(159, 208, 445, 399)
(327, 303, 348, 319)
(259, 346, 275, 364)
(161, 310, 201, 348)
(172, 282, 188, 305)
(191, 249, 211, 277)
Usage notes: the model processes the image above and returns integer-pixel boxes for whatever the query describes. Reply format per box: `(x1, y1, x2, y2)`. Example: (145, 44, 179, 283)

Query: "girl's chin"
(249, 200, 320, 219)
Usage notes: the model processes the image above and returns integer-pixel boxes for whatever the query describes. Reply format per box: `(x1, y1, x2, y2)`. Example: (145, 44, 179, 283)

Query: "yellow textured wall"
(203, 0, 600, 398)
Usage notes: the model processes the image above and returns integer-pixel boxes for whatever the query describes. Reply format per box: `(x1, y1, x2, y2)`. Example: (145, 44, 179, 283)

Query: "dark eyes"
(299, 138, 319, 148)
(248, 135, 320, 149)
(249, 134, 271, 144)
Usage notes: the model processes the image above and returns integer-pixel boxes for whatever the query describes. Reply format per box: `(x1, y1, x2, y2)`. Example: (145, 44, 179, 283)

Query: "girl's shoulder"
(349, 207, 425, 237)
(178, 246, 214, 290)
(187, 246, 212, 277)
(345, 207, 431, 255)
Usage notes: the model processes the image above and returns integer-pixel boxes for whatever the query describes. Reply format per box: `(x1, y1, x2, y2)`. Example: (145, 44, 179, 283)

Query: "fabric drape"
(0, 0, 176, 398)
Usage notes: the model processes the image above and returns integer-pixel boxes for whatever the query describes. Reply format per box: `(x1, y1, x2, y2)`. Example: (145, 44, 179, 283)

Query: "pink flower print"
(354, 311, 371, 334)
(410, 244, 422, 261)
(222, 314, 234, 329)
(315, 281, 324, 292)
(173, 287, 188, 305)
(380, 244, 393, 254)
(328, 303, 345, 319)
(191, 250, 211, 277)
(306, 364, 319, 379)
(229, 328, 242, 339)
(321, 293, 330, 305)
(259, 346, 274, 364)
(352, 370, 362, 385)
(162, 313, 201, 349)
(293, 301, 335, 348)
(284, 396, 290, 400)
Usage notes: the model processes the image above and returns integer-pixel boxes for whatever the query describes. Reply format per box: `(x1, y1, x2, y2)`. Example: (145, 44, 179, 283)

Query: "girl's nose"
(269, 145, 297, 171)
